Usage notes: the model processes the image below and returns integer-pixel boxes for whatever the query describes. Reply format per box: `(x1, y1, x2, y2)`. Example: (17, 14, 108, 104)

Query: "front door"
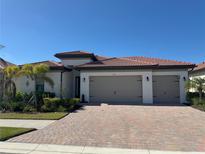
(75, 76, 80, 98)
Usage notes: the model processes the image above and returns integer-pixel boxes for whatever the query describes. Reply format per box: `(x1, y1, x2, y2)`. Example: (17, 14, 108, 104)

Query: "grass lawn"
(0, 127, 35, 141)
(0, 112, 68, 120)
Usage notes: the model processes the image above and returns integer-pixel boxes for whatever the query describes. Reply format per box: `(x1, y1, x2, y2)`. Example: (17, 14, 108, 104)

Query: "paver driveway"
(9, 104, 205, 151)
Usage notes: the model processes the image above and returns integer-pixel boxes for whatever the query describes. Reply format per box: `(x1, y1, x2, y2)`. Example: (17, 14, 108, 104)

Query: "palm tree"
(3, 65, 20, 99)
(19, 64, 54, 108)
(186, 77, 205, 100)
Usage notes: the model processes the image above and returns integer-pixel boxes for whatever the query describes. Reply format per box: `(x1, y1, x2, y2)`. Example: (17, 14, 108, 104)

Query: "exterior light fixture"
(83, 77, 86, 82)
(183, 77, 186, 81)
(146, 76, 149, 81)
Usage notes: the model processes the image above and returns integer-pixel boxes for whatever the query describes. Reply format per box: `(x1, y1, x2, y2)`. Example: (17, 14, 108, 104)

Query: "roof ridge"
(47, 60, 62, 66)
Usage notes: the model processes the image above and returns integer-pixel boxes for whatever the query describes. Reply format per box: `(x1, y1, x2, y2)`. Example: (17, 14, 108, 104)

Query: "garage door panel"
(153, 75, 180, 104)
(90, 76, 142, 104)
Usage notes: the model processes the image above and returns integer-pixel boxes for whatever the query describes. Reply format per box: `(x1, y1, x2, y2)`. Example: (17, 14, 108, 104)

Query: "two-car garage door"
(89, 75, 180, 104)
(89, 76, 142, 104)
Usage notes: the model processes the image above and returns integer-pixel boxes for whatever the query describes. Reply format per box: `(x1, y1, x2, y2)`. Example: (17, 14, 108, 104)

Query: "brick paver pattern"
(9, 104, 205, 151)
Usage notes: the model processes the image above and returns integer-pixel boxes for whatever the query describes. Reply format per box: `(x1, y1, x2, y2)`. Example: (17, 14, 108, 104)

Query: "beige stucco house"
(189, 62, 205, 92)
(189, 62, 205, 78)
(15, 51, 195, 105)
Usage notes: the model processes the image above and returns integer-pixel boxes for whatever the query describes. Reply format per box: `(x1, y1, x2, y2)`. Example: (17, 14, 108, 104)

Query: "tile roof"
(192, 62, 205, 72)
(55, 50, 94, 59)
(125, 56, 193, 66)
(77, 56, 195, 69)
(20, 61, 70, 71)
(0, 58, 14, 69)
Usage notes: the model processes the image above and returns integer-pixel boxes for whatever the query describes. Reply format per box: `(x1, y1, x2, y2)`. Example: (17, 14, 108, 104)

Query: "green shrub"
(41, 97, 80, 112)
(14, 92, 25, 101)
(42, 97, 62, 112)
(0, 102, 12, 112)
(23, 105, 37, 113)
(190, 97, 205, 111)
(0, 101, 27, 112)
(68, 98, 80, 110)
(57, 105, 67, 112)
(42, 92, 55, 98)
(10, 101, 25, 112)
(191, 98, 205, 105)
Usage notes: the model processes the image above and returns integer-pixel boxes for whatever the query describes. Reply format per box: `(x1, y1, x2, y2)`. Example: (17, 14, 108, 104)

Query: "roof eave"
(54, 53, 97, 60)
(76, 64, 196, 70)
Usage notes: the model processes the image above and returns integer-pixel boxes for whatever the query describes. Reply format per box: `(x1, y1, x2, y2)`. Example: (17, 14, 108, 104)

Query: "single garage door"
(89, 76, 142, 104)
(153, 75, 180, 104)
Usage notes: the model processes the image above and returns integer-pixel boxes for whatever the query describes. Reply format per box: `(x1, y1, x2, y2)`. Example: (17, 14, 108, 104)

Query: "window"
(36, 77, 44, 92)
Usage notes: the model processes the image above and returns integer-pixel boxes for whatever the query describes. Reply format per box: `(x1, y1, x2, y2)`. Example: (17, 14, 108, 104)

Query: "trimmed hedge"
(41, 98, 80, 112)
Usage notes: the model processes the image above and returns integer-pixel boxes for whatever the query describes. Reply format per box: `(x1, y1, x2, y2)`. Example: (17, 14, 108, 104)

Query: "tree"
(3, 65, 20, 99)
(186, 77, 205, 100)
(19, 64, 54, 108)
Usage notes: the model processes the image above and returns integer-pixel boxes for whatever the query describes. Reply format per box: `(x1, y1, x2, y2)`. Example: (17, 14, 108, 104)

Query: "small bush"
(191, 98, 205, 105)
(14, 92, 25, 101)
(68, 98, 80, 111)
(42, 92, 55, 98)
(42, 97, 80, 112)
(190, 97, 205, 111)
(23, 105, 37, 113)
(42, 97, 62, 112)
(10, 101, 25, 112)
(0, 101, 25, 112)
(0, 102, 12, 112)
(57, 105, 67, 112)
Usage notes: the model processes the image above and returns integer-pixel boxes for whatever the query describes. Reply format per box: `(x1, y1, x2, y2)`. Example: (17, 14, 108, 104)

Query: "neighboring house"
(0, 58, 14, 98)
(15, 51, 195, 104)
(189, 62, 205, 78)
(189, 61, 205, 92)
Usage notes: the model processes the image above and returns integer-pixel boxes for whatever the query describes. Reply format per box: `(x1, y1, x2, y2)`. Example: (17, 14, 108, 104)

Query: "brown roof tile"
(125, 56, 193, 66)
(0, 58, 14, 69)
(192, 62, 205, 72)
(20, 61, 70, 71)
(77, 56, 195, 69)
(54, 50, 94, 59)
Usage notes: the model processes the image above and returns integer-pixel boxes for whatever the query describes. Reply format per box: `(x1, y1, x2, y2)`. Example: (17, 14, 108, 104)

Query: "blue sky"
(0, 0, 204, 64)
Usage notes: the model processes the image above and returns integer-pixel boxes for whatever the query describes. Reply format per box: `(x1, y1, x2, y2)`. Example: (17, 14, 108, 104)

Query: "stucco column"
(180, 72, 188, 104)
(142, 72, 153, 104)
(80, 73, 89, 102)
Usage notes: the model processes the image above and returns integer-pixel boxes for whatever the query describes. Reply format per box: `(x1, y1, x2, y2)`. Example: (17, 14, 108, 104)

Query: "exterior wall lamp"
(183, 77, 186, 81)
(83, 77, 86, 82)
(146, 76, 149, 81)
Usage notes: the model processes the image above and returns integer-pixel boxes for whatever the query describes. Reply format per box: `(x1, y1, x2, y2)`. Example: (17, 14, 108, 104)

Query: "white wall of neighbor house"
(80, 69, 188, 104)
(61, 58, 92, 66)
(189, 70, 205, 78)
(189, 70, 205, 92)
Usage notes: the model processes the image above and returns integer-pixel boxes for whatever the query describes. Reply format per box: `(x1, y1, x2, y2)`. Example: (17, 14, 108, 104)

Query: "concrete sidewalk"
(0, 142, 204, 154)
(0, 119, 55, 129)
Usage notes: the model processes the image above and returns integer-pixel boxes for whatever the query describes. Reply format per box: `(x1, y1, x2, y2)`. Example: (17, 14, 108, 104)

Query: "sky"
(0, 0, 205, 64)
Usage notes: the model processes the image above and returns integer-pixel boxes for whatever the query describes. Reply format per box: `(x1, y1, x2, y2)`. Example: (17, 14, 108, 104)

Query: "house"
(15, 51, 195, 104)
(189, 61, 205, 92)
(189, 62, 205, 78)
(0, 58, 14, 98)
